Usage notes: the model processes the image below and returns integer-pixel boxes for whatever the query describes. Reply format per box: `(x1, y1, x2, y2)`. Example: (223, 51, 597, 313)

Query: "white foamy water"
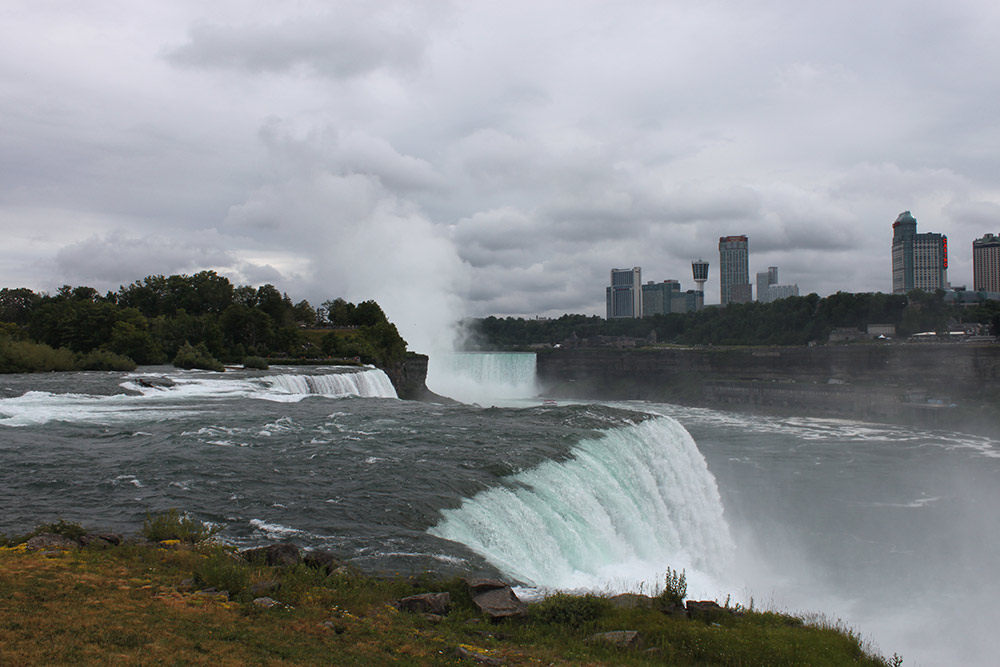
(426, 352, 537, 405)
(430, 416, 734, 597)
(0, 366, 396, 426)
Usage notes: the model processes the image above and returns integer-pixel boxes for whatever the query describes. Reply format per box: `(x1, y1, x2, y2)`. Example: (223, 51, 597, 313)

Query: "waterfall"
(263, 369, 397, 399)
(429, 416, 734, 594)
(426, 352, 538, 404)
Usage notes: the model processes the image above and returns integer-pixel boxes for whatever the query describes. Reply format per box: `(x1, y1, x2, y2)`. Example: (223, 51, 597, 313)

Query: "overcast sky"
(2, 1, 999, 351)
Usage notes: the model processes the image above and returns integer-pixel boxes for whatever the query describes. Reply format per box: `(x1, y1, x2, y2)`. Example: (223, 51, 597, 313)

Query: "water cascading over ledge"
(429, 416, 734, 594)
(426, 352, 538, 404)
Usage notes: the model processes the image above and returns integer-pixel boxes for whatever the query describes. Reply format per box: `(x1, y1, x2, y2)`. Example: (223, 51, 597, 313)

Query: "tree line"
(0, 271, 407, 373)
(466, 290, 1000, 349)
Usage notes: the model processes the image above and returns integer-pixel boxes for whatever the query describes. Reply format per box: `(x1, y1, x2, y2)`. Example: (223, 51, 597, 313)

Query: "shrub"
(77, 349, 138, 371)
(141, 509, 217, 543)
(659, 567, 687, 607)
(242, 355, 268, 370)
(529, 593, 611, 628)
(0, 336, 77, 373)
(172, 342, 224, 372)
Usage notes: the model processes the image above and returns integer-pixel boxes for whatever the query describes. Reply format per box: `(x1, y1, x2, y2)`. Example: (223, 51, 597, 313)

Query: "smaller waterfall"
(426, 352, 538, 404)
(263, 369, 397, 399)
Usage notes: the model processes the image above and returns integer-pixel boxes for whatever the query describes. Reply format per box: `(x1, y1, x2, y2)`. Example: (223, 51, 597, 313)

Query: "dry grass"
(0, 543, 897, 666)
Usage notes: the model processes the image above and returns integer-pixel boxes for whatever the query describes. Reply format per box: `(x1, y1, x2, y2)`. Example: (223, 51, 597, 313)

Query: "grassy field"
(0, 520, 900, 666)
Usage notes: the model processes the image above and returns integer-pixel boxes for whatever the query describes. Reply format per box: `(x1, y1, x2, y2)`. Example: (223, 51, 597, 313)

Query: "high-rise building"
(891, 211, 948, 293)
(973, 233, 1000, 292)
(642, 280, 680, 317)
(606, 267, 642, 319)
(762, 283, 800, 302)
(756, 267, 778, 302)
(719, 236, 751, 305)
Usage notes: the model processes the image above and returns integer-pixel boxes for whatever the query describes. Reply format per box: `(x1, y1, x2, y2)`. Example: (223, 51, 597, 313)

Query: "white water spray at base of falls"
(426, 352, 538, 405)
(429, 416, 734, 596)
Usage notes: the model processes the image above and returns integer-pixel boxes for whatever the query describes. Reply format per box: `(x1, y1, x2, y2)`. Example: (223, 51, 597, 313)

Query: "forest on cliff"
(467, 290, 1000, 349)
(0, 272, 407, 373)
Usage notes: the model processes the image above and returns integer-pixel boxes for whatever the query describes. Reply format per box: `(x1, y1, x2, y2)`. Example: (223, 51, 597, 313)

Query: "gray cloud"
(2, 1, 1000, 329)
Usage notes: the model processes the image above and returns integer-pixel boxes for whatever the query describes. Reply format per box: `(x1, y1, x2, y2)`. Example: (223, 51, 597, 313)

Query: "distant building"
(891, 211, 948, 293)
(691, 259, 709, 294)
(756, 267, 778, 302)
(719, 236, 751, 305)
(642, 280, 679, 317)
(762, 283, 800, 302)
(606, 267, 642, 319)
(642, 280, 704, 316)
(973, 233, 1000, 292)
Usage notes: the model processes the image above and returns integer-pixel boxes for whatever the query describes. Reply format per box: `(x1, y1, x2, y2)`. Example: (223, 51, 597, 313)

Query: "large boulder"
(80, 533, 122, 549)
(239, 542, 301, 566)
(464, 578, 526, 620)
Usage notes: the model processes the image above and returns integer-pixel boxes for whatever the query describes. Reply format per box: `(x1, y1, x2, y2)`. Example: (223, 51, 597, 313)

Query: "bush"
(529, 593, 611, 628)
(659, 567, 688, 607)
(77, 349, 137, 371)
(172, 342, 224, 372)
(141, 509, 217, 543)
(0, 336, 77, 373)
(242, 355, 268, 370)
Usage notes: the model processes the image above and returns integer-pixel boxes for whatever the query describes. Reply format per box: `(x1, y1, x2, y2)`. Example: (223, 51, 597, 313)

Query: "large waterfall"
(429, 416, 734, 594)
(425, 352, 538, 404)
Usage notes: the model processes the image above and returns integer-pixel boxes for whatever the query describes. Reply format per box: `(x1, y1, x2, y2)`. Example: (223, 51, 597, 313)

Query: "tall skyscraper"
(973, 233, 1000, 292)
(891, 211, 947, 294)
(719, 236, 750, 305)
(606, 267, 642, 319)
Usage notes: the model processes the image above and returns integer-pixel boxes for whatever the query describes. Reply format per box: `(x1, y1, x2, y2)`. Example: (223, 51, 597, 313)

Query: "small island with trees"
(0, 271, 408, 377)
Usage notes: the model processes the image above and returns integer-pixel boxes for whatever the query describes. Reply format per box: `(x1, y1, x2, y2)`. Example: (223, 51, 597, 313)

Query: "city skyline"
(1, 3, 999, 351)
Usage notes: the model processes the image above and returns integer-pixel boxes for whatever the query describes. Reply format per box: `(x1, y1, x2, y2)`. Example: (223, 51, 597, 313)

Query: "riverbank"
(0, 516, 898, 666)
(536, 343, 1000, 436)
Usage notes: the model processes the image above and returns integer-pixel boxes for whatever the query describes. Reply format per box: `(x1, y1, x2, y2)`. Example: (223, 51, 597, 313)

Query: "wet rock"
(135, 376, 175, 389)
(464, 579, 526, 620)
(25, 533, 78, 552)
(239, 542, 301, 566)
(397, 592, 451, 615)
(585, 630, 641, 648)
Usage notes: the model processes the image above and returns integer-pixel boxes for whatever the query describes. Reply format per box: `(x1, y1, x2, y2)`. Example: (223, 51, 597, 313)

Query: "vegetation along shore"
(0, 512, 901, 666)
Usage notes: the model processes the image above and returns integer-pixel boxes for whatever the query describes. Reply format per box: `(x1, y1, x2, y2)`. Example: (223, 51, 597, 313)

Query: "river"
(1, 353, 996, 665)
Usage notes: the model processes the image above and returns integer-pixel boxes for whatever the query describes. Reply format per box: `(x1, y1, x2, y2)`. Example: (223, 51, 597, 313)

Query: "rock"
(455, 645, 503, 665)
(585, 630, 641, 648)
(247, 580, 281, 597)
(608, 593, 655, 609)
(397, 592, 451, 615)
(686, 600, 729, 621)
(239, 542, 301, 566)
(135, 376, 175, 389)
(321, 621, 346, 634)
(177, 578, 196, 592)
(253, 597, 281, 609)
(80, 533, 122, 548)
(302, 549, 339, 574)
(25, 533, 78, 551)
(464, 579, 526, 620)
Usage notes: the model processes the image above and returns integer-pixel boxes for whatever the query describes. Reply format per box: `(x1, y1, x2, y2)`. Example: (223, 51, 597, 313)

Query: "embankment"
(536, 344, 1000, 433)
